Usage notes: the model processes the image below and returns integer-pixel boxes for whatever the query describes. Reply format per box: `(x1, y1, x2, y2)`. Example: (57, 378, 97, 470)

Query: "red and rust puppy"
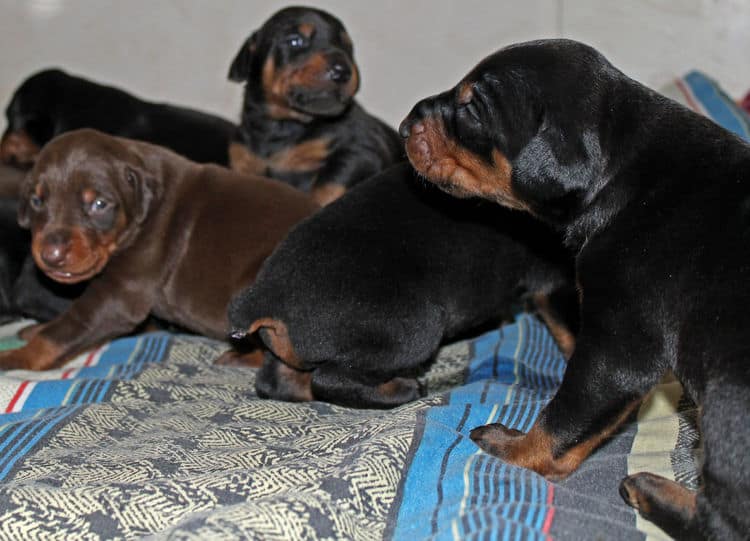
(401, 39, 750, 540)
(0, 128, 318, 371)
(227, 6, 403, 205)
(2, 69, 236, 168)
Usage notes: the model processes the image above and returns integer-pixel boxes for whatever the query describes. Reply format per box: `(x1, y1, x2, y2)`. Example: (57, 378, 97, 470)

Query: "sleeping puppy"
(1, 68, 236, 167)
(227, 6, 403, 205)
(400, 39, 750, 540)
(224, 162, 577, 409)
(0, 129, 318, 370)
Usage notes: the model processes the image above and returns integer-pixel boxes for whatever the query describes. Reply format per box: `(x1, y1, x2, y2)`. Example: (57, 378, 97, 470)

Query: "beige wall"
(1, 0, 749, 130)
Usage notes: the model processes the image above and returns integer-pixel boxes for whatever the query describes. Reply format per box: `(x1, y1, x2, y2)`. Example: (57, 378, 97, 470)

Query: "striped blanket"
(0, 71, 743, 540)
(0, 315, 699, 540)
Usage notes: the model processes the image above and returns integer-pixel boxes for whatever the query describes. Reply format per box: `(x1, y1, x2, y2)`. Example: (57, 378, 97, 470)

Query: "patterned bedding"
(0, 72, 744, 540)
(0, 315, 699, 540)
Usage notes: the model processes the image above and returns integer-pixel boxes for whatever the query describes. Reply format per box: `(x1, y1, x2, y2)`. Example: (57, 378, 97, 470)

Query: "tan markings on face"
(30, 190, 127, 284)
(405, 116, 529, 211)
(298, 23, 315, 38)
(81, 188, 96, 205)
(262, 56, 314, 121)
(458, 82, 474, 104)
(229, 138, 330, 176)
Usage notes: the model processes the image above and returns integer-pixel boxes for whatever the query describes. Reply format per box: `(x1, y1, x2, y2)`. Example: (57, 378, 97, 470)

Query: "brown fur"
(0, 128, 318, 370)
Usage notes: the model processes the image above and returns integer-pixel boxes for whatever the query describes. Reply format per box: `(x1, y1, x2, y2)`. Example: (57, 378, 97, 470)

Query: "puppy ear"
(228, 32, 258, 83)
(17, 173, 34, 229)
(125, 165, 161, 225)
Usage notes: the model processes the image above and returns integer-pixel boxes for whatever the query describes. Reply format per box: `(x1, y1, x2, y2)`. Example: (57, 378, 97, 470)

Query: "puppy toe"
(470, 423, 524, 457)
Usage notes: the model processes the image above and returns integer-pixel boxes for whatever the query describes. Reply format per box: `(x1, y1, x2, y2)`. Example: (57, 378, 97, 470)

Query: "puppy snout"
(40, 231, 71, 268)
(399, 118, 426, 139)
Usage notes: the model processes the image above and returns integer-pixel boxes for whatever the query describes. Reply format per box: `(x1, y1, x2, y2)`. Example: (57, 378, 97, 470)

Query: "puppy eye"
(286, 33, 308, 49)
(29, 194, 44, 210)
(89, 198, 112, 214)
(462, 101, 482, 123)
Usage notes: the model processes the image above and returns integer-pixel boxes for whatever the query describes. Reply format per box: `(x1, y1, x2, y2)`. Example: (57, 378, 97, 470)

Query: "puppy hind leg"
(620, 473, 699, 540)
(255, 351, 313, 402)
(311, 364, 423, 409)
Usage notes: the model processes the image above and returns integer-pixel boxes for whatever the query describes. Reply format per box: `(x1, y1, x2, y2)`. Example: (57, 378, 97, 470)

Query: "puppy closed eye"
(461, 101, 482, 123)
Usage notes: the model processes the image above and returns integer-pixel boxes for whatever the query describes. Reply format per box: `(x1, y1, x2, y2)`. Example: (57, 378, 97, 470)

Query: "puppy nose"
(328, 62, 351, 83)
(40, 232, 70, 268)
(398, 119, 424, 139)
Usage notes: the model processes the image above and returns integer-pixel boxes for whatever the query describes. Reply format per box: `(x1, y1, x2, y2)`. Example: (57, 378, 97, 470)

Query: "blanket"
(0, 315, 699, 540)
(1, 70, 743, 540)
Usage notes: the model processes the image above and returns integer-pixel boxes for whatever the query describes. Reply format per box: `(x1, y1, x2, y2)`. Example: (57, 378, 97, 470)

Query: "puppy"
(227, 6, 403, 205)
(401, 39, 750, 540)
(225, 162, 576, 409)
(1, 68, 236, 167)
(0, 129, 318, 370)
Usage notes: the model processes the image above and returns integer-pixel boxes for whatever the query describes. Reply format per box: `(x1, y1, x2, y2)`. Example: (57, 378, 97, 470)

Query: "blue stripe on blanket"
(683, 71, 750, 141)
(391, 314, 563, 541)
(18, 332, 171, 414)
(0, 333, 171, 481)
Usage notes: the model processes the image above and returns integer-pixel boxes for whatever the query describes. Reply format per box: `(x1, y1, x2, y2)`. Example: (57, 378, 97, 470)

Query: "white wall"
(1, 0, 748, 130)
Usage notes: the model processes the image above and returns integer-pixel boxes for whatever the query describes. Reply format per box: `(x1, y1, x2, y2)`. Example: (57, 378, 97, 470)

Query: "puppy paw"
(620, 473, 696, 538)
(0, 349, 28, 370)
(620, 472, 695, 515)
(470, 422, 525, 458)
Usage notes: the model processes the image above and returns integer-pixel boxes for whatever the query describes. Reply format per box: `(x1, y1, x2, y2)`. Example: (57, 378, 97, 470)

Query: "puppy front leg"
(0, 279, 153, 371)
(471, 316, 664, 480)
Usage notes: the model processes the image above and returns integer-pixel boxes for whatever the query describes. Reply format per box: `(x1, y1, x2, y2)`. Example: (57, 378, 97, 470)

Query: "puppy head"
(228, 6, 360, 120)
(1, 69, 69, 167)
(400, 39, 616, 223)
(18, 128, 161, 284)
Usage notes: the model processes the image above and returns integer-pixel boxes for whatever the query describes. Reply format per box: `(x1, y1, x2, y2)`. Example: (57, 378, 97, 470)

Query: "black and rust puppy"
(225, 162, 576, 409)
(401, 39, 750, 540)
(0, 128, 318, 371)
(1, 68, 236, 167)
(227, 6, 403, 205)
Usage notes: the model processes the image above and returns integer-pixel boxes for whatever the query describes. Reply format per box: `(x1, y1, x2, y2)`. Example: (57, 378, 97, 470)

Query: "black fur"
(2, 68, 235, 166)
(228, 162, 576, 409)
(228, 6, 403, 201)
(401, 39, 750, 540)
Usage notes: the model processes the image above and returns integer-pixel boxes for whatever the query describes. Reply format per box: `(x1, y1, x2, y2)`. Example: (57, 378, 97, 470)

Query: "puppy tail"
(248, 317, 305, 370)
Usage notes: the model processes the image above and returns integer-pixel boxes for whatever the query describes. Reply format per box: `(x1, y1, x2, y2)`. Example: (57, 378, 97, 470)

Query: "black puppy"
(0, 198, 29, 323)
(401, 39, 750, 540)
(225, 162, 576, 409)
(227, 6, 403, 205)
(2, 68, 235, 167)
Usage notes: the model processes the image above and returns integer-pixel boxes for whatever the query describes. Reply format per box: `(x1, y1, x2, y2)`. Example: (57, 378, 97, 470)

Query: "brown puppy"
(0, 129, 318, 370)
